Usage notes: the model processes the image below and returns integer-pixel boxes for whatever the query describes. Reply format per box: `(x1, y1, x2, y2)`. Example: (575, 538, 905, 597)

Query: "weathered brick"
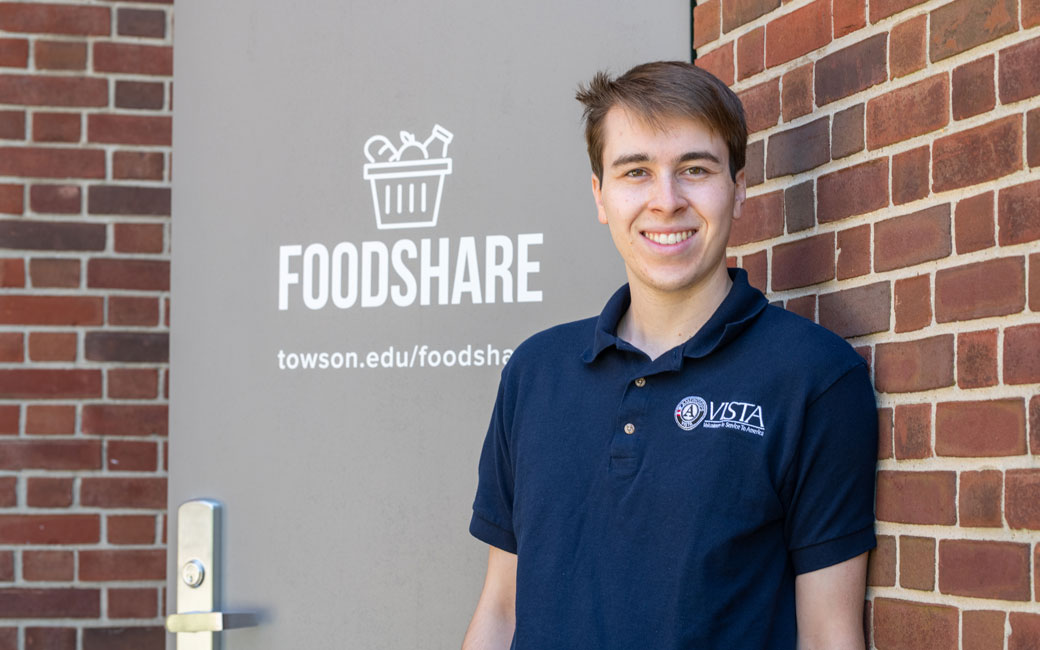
(0, 3, 109, 35)
(891, 146, 929, 205)
(695, 43, 734, 85)
(0, 405, 17, 435)
(817, 158, 887, 222)
(0, 369, 100, 398)
(24, 626, 75, 649)
(0, 295, 102, 325)
(939, 539, 1030, 600)
(899, 536, 935, 591)
(0, 332, 21, 362)
(109, 587, 157, 619)
(93, 43, 172, 76)
(963, 610, 1005, 650)
(936, 398, 1026, 457)
(1029, 108, 1040, 168)
(815, 34, 887, 106)
(998, 36, 1040, 104)
(80, 477, 166, 509)
(0, 110, 23, 139)
(818, 281, 889, 338)
(1032, 253, 1040, 312)
(875, 204, 951, 272)
(693, 0, 720, 49)
(88, 114, 171, 146)
(23, 550, 74, 581)
(934, 117, 1022, 191)
(88, 185, 170, 216)
(107, 515, 156, 545)
(107, 440, 157, 472)
(873, 599, 957, 650)
(82, 627, 164, 650)
(998, 180, 1040, 245)
(1004, 324, 1040, 385)
(836, 224, 870, 279)
(957, 329, 998, 389)
(0, 146, 103, 178)
(766, 117, 828, 177)
(736, 27, 763, 80)
(0, 588, 99, 618)
(785, 294, 815, 321)
(771, 233, 833, 290)
(876, 470, 955, 524)
(889, 18, 927, 77)
(738, 78, 779, 134)
(0, 439, 101, 470)
(81, 404, 167, 436)
(28, 331, 76, 361)
(108, 368, 159, 399)
(952, 55, 995, 120)
(85, 332, 167, 363)
(780, 63, 812, 122)
(954, 191, 994, 253)
(1004, 469, 1040, 530)
(79, 549, 164, 581)
(0, 37, 28, 68)
(1027, 0, 1040, 26)
(24, 405, 74, 434)
(117, 8, 165, 38)
(0, 220, 101, 250)
(0, 258, 24, 287)
(871, 0, 928, 21)
(832, 0, 865, 36)
(935, 257, 1024, 322)
(830, 103, 863, 159)
(108, 296, 159, 326)
(114, 80, 164, 110)
(87, 258, 169, 291)
(875, 334, 954, 393)
(745, 139, 763, 187)
(0, 74, 107, 107)
(33, 40, 85, 71)
(930, 0, 1017, 62)
(0, 514, 99, 543)
(765, 0, 830, 67)
(722, 0, 780, 32)
(29, 258, 80, 288)
(1009, 613, 1040, 650)
(729, 190, 782, 245)
(960, 470, 1003, 528)
(893, 274, 930, 334)
(26, 478, 73, 508)
(868, 535, 896, 586)
(29, 184, 81, 214)
(894, 403, 930, 459)
(867, 74, 948, 149)
(113, 151, 163, 181)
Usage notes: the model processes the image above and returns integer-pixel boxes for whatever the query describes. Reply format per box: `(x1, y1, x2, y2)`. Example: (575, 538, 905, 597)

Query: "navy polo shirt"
(471, 269, 878, 649)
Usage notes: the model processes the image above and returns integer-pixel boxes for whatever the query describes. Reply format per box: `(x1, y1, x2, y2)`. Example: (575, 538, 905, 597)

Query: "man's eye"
(684, 166, 707, 175)
(624, 169, 647, 177)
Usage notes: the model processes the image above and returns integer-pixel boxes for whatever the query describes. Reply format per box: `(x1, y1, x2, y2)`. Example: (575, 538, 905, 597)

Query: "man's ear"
(591, 173, 608, 225)
(731, 168, 747, 221)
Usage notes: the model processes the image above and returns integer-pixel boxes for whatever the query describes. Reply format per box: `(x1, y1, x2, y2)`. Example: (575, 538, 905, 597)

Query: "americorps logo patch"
(674, 396, 766, 436)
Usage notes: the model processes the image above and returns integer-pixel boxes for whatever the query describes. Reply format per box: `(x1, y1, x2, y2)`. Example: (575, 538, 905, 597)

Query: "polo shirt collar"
(581, 268, 768, 364)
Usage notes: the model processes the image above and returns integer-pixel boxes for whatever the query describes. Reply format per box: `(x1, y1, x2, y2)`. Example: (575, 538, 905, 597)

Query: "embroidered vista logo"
(675, 396, 766, 436)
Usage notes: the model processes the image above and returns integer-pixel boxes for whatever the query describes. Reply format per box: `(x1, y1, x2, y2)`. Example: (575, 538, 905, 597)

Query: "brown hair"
(576, 61, 747, 182)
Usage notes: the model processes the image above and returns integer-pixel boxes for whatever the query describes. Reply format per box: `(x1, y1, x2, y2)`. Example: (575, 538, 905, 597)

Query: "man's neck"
(617, 267, 733, 361)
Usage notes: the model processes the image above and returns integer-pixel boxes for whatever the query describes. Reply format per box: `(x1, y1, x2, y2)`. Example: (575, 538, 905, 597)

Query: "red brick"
(894, 275, 931, 333)
(960, 470, 1003, 528)
(741, 250, 767, 292)
(33, 40, 85, 71)
(109, 587, 157, 618)
(867, 74, 948, 150)
(0, 477, 14, 506)
(868, 535, 896, 586)
(891, 146, 929, 205)
(82, 627, 164, 650)
(873, 598, 957, 650)
(108, 368, 158, 399)
(0, 110, 23, 139)
(24, 405, 73, 434)
(955, 191, 994, 253)
(875, 334, 954, 393)
(2, 220, 102, 250)
(998, 180, 1040, 245)
(999, 37, 1040, 104)
(695, 43, 734, 86)
(23, 550, 73, 581)
(875, 205, 951, 272)
(878, 408, 893, 459)
(939, 539, 1030, 600)
(88, 114, 171, 146)
(1009, 613, 1040, 650)
(108, 296, 159, 326)
(28, 332, 76, 361)
(0, 552, 9, 581)
(0, 146, 103, 178)
(780, 63, 812, 122)
(31, 112, 78, 143)
(0, 514, 99, 543)
(93, 43, 171, 76)
(952, 56, 995, 120)
(24, 627, 75, 649)
(0, 588, 99, 618)
(107, 515, 155, 545)
(107, 440, 157, 472)
(771, 233, 833, 290)
(117, 8, 165, 38)
(766, 0, 830, 67)
(831, 103, 863, 159)
(832, 0, 865, 36)
(729, 190, 782, 245)
(899, 536, 935, 590)
(81, 404, 167, 436)
(29, 258, 79, 288)
(736, 28, 763, 80)
(957, 329, 998, 388)
(0, 74, 107, 107)
(817, 158, 887, 222)
(739, 78, 780, 134)
(818, 281, 889, 338)
(0, 295, 102, 325)
(1004, 469, 1040, 530)
(0, 184, 20, 215)
(1029, 108, 1040, 168)
(936, 398, 1026, 457)
(766, 117, 829, 177)
(0, 258, 22, 287)
(962, 610, 1005, 650)
(0, 369, 100, 398)
(80, 549, 164, 581)
(114, 223, 163, 254)
(80, 477, 166, 509)
(114, 80, 164, 110)
(930, 0, 1017, 62)
(935, 257, 1024, 322)
(934, 117, 1021, 192)
(815, 34, 887, 106)
(0, 333, 20, 362)
(693, 0, 720, 49)
(0, 439, 101, 470)
(785, 294, 815, 321)
(85, 331, 167, 363)
(26, 477, 72, 508)
(1027, 0, 1040, 26)
(0, 405, 17, 434)
(722, 0, 781, 31)
(870, 0, 928, 21)
(87, 186, 170, 216)
(0, 3, 109, 35)
(876, 470, 956, 524)
(1031, 254, 1040, 313)
(836, 224, 869, 280)
(87, 258, 169, 290)
(894, 403, 930, 459)
(113, 151, 163, 181)
(1005, 324, 1040, 384)
(29, 185, 80, 215)
(0, 37, 28, 68)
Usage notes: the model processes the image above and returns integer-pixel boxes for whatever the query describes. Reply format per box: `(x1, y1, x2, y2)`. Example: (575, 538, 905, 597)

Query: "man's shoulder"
(751, 303, 869, 382)
(508, 315, 598, 368)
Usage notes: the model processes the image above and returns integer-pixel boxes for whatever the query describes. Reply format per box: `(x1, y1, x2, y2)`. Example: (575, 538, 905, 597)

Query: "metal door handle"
(166, 611, 257, 633)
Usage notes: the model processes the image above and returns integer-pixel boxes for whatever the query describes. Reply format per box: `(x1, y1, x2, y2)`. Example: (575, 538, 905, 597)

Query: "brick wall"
(695, 0, 1039, 646)
(0, 1, 171, 648)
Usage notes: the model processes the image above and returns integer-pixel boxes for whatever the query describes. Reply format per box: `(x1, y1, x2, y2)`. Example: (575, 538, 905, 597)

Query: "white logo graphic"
(363, 125, 453, 230)
(674, 396, 766, 436)
(675, 396, 708, 431)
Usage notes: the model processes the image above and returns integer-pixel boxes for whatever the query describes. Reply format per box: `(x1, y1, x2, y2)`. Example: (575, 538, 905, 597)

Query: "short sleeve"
(470, 373, 518, 554)
(783, 363, 878, 574)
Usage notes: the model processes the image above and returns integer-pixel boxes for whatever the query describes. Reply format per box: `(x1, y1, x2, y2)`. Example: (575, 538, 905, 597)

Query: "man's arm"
(795, 552, 869, 650)
(462, 546, 517, 650)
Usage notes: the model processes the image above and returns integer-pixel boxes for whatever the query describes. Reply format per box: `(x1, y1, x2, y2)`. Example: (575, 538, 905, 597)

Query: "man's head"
(576, 61, 747, 183)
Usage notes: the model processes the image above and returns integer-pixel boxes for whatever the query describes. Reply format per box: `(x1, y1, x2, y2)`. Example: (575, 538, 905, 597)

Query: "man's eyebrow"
(610, 153, 650, 168)
(678, 150, 721, 165)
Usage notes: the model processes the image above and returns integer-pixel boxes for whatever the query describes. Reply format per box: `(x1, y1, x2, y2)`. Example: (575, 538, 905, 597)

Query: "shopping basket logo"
(362, 125, 454, 230)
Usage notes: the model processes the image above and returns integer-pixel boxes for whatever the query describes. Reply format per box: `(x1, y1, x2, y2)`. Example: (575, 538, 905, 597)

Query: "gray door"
(168, 2, 689, 647)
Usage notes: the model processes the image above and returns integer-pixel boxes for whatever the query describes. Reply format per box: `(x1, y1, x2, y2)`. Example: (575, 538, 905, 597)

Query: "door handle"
(166, 499, 258, 649)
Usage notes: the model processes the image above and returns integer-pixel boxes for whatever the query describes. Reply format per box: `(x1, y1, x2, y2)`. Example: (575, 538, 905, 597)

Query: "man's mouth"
(643, 230, 695, 245)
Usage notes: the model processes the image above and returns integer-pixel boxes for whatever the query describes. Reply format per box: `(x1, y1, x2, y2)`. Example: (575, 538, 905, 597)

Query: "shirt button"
(624, 423, 635, 435)
(634, 377, 646, 387)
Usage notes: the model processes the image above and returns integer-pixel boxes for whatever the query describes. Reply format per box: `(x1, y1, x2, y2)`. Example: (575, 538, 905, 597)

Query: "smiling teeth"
(645, 230, 694, 245)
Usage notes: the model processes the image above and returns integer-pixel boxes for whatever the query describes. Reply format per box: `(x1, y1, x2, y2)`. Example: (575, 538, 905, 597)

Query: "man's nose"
(648, 176, 687, 214)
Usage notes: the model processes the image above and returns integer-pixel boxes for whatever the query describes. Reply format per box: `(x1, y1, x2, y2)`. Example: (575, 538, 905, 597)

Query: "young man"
(463, 61, 877, 650)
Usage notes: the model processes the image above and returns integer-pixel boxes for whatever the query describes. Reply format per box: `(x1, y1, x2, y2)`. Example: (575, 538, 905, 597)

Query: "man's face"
(591, 107, 745, 301)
